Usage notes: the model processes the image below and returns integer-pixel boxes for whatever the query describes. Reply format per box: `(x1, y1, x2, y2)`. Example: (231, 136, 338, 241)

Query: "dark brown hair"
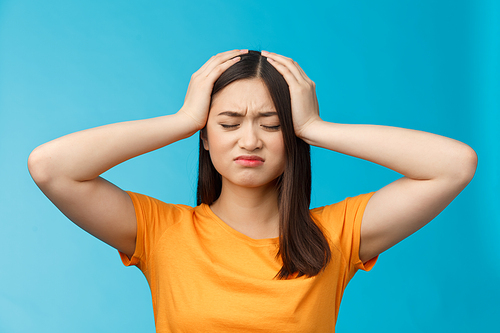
(197, 50, 331, 279)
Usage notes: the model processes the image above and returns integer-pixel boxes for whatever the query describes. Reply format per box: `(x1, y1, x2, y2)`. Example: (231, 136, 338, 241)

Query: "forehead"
(211, 78, 276, 112)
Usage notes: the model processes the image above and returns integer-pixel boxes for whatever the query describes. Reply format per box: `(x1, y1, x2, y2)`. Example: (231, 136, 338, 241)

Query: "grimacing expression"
(203, 78, 286, 189)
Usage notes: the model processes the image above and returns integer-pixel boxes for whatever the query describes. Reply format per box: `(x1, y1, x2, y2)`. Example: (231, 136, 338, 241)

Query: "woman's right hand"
(178, 49, 248, 131)
(27, 49, 249, 260)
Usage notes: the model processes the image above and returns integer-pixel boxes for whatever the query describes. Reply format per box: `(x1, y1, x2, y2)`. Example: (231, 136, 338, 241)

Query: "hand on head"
(180, 49, 321, 140)
(262, 50, 321, 139)
(179, 49, 249, 131)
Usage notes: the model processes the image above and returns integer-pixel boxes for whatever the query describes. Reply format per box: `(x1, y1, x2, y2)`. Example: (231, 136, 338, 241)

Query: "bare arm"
(28, 113, 200, 258)
(263, 50, 477, 262)
(299, 122, 477, 262)
(28, 49, 248, 258)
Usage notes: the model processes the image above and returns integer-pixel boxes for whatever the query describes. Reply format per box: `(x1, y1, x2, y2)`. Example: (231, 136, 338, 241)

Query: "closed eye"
(262, 125, 281, 131)
(221, 124, 239, 129)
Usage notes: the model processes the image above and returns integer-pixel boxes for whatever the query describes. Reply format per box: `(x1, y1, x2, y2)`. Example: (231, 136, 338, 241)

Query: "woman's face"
(203, 78, 285, 189)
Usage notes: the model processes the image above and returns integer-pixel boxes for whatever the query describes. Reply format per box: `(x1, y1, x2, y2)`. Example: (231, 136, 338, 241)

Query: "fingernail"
(240, 49, 248, 53)
(261, 50, 269, 55)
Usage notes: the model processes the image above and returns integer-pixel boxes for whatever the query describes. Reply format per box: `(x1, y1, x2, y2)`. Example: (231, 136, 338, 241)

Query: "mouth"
(234, 155, 265, 167)
(234, 155, 265, 162)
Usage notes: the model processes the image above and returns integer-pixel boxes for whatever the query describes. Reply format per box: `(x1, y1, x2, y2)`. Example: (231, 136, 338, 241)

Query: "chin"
(227, 176, 280, 189)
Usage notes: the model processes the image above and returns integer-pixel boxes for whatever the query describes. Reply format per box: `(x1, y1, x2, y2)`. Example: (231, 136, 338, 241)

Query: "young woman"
(28, 49, 477, 332)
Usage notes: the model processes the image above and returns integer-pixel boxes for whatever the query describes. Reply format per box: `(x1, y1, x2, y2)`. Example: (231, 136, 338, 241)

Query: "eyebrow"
(217, 111, 278, 117)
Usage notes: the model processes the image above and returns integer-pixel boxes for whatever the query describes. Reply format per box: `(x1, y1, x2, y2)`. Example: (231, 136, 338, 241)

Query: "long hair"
(197, 50, 331, 279)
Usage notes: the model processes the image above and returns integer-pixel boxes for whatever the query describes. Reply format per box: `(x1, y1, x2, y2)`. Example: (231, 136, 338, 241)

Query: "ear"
(201, 129, 209, 151)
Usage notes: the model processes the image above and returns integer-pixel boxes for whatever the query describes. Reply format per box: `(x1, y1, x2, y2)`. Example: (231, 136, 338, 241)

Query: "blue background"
(1, 0, 498, 332)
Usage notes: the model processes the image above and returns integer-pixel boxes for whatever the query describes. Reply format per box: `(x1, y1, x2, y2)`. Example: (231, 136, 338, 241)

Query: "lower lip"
(235, 159, 264, 167)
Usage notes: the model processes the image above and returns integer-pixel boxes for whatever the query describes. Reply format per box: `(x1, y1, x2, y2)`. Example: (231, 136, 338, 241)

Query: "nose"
(238, 124, 262, 151)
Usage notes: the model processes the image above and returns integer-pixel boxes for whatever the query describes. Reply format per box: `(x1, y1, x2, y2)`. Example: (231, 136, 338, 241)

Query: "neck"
(210, 180, 280, 239)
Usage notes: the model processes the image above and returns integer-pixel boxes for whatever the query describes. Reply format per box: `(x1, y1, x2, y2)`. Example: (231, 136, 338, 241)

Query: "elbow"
(454, 144, 478, 186)
(28, 145, 53, 186)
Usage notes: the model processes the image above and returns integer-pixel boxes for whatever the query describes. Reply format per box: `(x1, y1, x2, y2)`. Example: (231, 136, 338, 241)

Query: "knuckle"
(298, 84, 309, 92)
(291, 85, 304, 93)
(192, 74, 202, 82)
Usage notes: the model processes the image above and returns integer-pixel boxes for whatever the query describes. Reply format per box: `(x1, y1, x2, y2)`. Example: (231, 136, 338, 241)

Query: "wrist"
(296, 117, 323, 144)
(176, 108, 206, 134)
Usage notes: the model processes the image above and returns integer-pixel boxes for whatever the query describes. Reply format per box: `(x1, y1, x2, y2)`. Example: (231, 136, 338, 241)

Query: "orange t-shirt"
(119, 191, 377, 332)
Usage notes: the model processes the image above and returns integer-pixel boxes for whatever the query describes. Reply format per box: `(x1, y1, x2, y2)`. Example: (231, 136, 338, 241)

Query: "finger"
(295, 64, 313, 83)
(265, 56, 300, 87)
(268, 52, 315, 86)
(262, 51, 308, 83)
(197, 49, 242, 72)
(205, 55, 243, 81)
(198, 49, 248, 77)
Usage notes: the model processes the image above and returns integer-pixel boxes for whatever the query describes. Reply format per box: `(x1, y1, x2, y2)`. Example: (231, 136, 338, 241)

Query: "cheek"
(205, 131, 231, 167)
(206, 130, 226, 151)
(203, 121, 221, 151)
(273, 136, 286, 157)
(271, 136, 286, 171)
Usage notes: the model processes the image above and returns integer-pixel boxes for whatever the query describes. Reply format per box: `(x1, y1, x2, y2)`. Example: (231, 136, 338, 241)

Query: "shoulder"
(121, 192, 198, 269)
(126, 191, 193, 208)
(126, 191, 196, 221)
(310, 192, 375, 242)
(311, 192, 377, 271)
(311, 192, 375, 221)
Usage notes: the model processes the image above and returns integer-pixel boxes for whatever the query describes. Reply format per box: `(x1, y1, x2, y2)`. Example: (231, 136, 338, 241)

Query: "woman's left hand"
(262, 50, 321, 139)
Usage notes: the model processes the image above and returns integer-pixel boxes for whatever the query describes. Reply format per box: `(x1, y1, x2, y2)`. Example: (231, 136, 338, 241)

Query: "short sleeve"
(314, 192, 378, 276)
(118, 191, 151, 271)
(345, 192, 378, 272)
(118, 191, 188, 274)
